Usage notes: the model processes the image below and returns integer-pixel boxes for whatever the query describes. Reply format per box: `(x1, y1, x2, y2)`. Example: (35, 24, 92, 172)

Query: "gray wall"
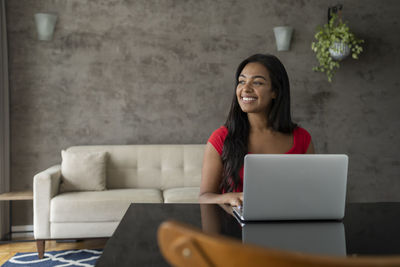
(6, 0, 400, 225)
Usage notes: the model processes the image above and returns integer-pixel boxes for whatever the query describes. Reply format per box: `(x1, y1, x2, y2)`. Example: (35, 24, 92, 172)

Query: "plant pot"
(273, 26, 293, 51)
(329, 41, 350, 61)
(34, 13, 58, 41)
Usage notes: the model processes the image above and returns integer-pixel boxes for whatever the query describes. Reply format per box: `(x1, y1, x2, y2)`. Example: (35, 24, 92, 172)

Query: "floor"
(0, 238, 108, 265)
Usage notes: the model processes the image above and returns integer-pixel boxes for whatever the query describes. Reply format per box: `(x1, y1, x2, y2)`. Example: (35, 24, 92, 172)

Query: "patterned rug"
(1, 249, 102, 267)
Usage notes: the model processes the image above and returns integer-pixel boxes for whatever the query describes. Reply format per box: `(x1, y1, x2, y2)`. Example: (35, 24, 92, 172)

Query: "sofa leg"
(36, 240, 45, 259)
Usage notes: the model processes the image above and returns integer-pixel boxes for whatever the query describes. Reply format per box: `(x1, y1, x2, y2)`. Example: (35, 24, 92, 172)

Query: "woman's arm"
(199, 142, 243, 206)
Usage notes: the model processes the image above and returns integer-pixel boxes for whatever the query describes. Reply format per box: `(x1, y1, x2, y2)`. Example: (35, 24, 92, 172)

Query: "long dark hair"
(220, 54, 297, 192)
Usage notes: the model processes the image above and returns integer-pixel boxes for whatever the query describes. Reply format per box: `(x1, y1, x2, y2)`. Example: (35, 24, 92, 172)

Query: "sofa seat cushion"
(163, 187, 200, 203)
(50, 189, 163, 223)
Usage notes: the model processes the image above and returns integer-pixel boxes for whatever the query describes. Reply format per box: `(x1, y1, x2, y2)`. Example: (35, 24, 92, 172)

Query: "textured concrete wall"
(6, 0, 400, 225)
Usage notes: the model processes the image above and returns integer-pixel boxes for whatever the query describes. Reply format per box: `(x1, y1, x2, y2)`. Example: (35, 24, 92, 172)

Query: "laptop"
(232, 154, 348, 221)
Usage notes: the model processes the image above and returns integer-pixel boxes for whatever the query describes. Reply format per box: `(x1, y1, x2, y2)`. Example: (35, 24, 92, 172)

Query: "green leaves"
(311, 13, 364, 82)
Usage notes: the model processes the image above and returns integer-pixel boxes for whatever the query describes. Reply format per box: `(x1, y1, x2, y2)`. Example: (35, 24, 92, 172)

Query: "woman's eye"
(238, 80, 245, 85)
(253, 81, 263, 85)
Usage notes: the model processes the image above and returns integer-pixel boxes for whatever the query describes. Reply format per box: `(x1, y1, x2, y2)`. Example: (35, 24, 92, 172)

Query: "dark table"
(96, 203, 400, 267)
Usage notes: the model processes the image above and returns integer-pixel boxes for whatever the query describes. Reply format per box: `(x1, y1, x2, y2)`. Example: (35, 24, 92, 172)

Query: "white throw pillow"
(60, 150, 107, 192)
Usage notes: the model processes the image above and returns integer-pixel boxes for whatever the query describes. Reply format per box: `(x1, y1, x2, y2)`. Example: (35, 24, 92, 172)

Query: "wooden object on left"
(0, 191, 33, 241)
(0, 191, 33, 201)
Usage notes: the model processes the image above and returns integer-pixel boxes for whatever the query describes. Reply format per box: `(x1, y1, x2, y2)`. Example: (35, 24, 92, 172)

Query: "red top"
(208, 126, 312, 192)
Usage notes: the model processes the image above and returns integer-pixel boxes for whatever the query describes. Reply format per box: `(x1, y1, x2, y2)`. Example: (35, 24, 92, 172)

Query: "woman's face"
(236, 62, 276, 114)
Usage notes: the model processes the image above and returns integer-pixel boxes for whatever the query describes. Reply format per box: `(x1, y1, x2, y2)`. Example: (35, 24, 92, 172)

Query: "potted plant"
(311, 13, 364, 82)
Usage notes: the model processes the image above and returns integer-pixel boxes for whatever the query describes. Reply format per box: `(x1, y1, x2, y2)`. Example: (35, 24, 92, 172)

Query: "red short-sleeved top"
(208, 126, 312, 192)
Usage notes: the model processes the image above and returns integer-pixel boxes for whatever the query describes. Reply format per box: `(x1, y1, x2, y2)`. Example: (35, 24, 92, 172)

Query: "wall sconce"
(34, 13, 58, 41)
(273, 26, 293, 51)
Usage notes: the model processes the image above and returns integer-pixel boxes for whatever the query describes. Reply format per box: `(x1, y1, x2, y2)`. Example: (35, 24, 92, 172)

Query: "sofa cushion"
(66, 145, 205, 189)
(51, 222, 119, 239)
(60, 150, 107, 192)
(50, 189, 163, 222)
(163, 187, 200, 203)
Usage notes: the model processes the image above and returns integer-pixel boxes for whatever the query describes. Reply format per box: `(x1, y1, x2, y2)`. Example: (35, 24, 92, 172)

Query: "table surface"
(96, 202, 400, 267)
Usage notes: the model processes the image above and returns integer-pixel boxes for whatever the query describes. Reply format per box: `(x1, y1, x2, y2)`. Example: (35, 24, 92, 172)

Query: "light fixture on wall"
(34, 13, 58, 41)
(273, 26, 293, 51)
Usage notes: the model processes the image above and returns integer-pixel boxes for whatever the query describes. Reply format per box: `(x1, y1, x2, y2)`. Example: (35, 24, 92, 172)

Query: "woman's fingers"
(235, 199, 241, 207)
(225, 193, 244, 207)
(230, 196, 242, 207)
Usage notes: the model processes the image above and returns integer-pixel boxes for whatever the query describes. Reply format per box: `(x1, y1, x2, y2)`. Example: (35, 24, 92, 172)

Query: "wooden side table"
(0, 191, 33, 241)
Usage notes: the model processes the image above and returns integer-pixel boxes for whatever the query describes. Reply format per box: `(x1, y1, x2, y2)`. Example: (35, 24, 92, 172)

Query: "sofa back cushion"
(66, 145, 205, 190)
(60, 150, 107, 192)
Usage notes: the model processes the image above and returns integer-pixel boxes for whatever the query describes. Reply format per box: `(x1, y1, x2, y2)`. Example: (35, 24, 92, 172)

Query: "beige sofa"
(33, 144, 205, 257)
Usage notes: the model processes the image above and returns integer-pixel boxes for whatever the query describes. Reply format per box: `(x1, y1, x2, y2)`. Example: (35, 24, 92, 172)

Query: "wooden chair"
(157, 220, 400, 267)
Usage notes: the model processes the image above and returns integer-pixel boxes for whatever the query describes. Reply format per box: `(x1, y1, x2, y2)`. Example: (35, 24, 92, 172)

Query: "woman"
(199, 54, 315, 207)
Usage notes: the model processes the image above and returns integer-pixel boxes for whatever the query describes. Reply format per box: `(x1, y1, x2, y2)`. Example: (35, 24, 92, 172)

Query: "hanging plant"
(311, 13, 364, 82)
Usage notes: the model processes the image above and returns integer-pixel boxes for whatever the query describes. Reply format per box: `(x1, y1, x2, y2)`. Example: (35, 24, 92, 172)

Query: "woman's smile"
(240, 96, 258, 104)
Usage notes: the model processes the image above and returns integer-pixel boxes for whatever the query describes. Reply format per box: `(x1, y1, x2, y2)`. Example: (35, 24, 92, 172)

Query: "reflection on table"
(242, 222, 345, 256)
(200, 203, 346, 255)
(200, 202, 400, 256)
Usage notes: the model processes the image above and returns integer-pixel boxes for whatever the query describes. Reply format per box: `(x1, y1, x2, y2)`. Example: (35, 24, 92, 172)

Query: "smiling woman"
(199, 54, 315, 207)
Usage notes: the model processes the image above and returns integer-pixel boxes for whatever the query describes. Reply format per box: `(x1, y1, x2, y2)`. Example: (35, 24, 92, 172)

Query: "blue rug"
(1, 249, 102, 267)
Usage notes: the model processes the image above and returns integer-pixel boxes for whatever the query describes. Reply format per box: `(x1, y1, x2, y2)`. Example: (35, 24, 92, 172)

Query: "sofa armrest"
(33, 165, 61, 239)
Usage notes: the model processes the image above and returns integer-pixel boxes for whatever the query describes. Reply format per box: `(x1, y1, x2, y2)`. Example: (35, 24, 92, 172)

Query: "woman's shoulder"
(293, 126, 311, 137)
(293, 126, 312, 153)
(207, 126, 228, 155)
(212, 125, 228, 136)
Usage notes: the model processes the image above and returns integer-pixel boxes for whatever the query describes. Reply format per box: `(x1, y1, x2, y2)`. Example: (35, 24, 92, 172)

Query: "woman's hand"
(222, 192, 243, 207)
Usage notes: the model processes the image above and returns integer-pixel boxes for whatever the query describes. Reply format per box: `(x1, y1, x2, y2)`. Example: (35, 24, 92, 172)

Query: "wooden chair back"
(158, 220, 400, 267)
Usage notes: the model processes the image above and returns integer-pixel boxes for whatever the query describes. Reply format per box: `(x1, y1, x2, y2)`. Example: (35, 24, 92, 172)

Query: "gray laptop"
(233, 154, 348, 221)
